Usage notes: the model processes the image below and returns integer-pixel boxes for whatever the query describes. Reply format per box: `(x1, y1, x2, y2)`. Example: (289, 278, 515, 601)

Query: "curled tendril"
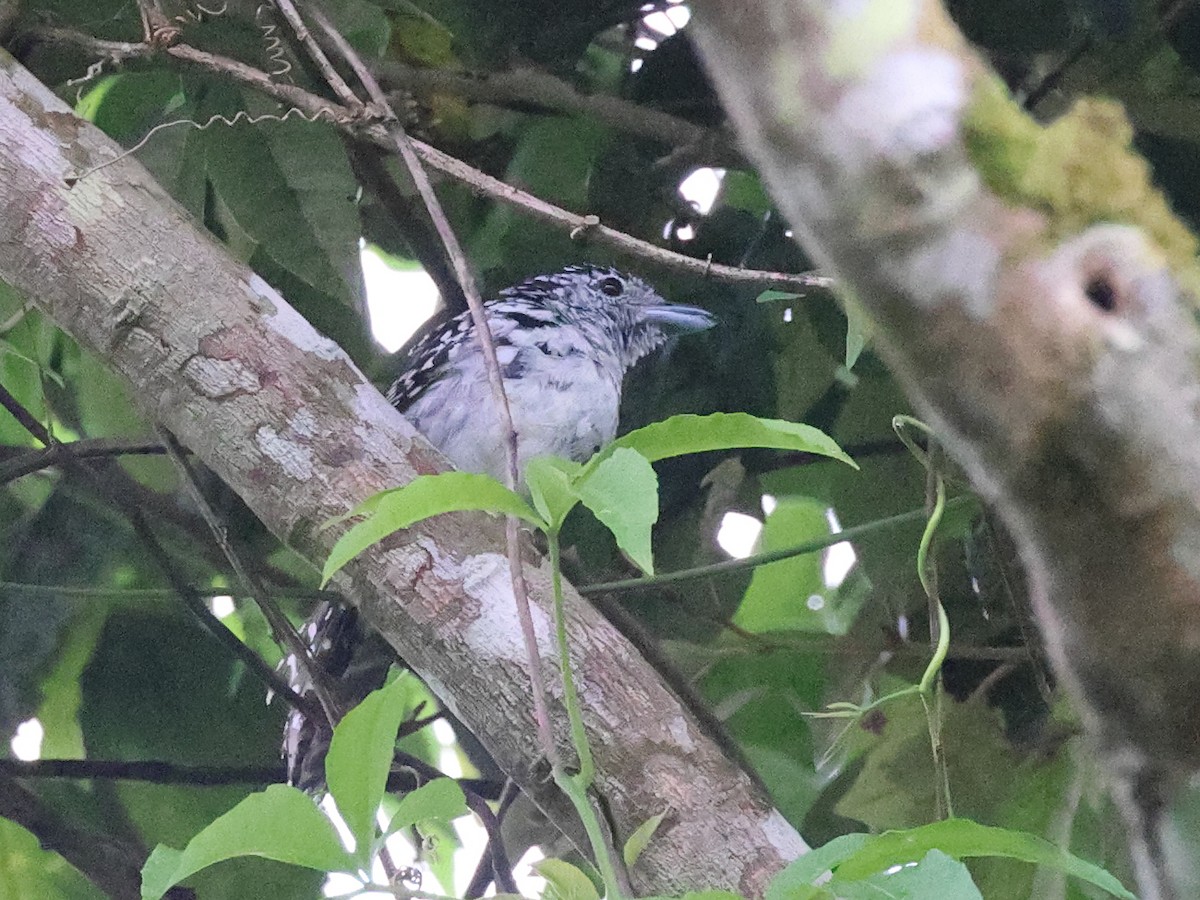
(172, 0, 227, 26)
(255, 5, 293, 79)
(65, 106, 347, 185)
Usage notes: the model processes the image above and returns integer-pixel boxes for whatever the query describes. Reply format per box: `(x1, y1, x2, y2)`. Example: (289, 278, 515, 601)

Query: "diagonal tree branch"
(0, 51, 804, 896)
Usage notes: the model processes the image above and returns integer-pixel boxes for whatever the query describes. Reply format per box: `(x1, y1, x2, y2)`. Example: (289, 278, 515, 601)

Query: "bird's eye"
(598, 276, 624, 297)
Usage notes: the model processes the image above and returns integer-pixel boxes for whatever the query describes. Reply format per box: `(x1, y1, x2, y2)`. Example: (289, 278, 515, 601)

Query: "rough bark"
(0, 53, 804, 896)
(690, 2, 1200, 897)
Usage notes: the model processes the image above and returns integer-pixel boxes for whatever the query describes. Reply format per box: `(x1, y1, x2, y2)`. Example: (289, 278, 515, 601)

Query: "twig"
(0, 580, 334, 602)
(269, 0, 361, 109)
(0, 382, 314, 713)
(0, 770, 186, 900)
(371, 58, 738, 161)
(463, 779, 520, 899)
(0, 436, 166, 485)
(27, 26, 832, 295)
(0, 757, 503, 796)
(579, 501, 970, 594)
(302, 3, 560, 765)
(157, 427, 342, 726)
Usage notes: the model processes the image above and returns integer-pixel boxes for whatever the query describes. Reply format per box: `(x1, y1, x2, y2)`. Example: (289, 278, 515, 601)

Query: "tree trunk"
(690, 3, 1200, 897)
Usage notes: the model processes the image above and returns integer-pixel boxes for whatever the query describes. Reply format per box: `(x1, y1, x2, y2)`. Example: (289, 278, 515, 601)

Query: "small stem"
(548, 531, 623, 899)
(916, 452, 953, 819)
(581, 499, 972, 594)
(553, 770, 625, 900)
(548, 532, 594, 784)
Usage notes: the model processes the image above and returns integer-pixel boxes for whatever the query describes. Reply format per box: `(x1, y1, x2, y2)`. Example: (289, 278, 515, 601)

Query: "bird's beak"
(641, 303, 716, 334)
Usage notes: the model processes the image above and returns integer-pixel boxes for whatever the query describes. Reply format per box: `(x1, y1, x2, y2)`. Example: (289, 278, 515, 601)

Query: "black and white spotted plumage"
(385, 265, 715, 479)
(282, 266, 714, 789)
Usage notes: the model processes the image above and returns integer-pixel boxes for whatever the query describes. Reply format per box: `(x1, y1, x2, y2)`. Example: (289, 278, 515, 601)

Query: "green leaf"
(767, 834, 872, 900)
(139, 785, 351, 899)
(622, 809, 667, 867)
(835, 850, 981, 899)
(575, 448, 658, 574)
(525, 455, 584, 529)
(834, 819, 1135, 899)
(204, 107, 362, 309)
(735, 497, 866, 635)
(757, 289, 802, 303)
(386, 778, 469, 835)
(326, 676, 415, 860)
(599, 413, 855, 470)
(721, 170, 772, 215)
(322, 473, 544, 584)
(843, 296, 872, 370)
(534, 858, 602, 900)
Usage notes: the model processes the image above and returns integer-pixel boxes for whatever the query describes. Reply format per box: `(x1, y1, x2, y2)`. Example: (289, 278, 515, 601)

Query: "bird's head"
(499, 265, 716, 370)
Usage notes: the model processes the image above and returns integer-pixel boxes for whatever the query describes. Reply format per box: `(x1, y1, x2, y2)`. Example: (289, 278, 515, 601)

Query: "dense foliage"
(3, 0, 1200, 897)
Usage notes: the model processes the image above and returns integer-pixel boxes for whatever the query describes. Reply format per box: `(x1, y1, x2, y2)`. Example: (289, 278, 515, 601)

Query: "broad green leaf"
(735, 497, 866, 635)
(622, 809, 667, 867)
(139, 785, 351, 899)
(767, 834, 872, 900)
(534, 858, 602, 900)
(525, 455, 584, 528)
(834, 850, 981, 899)
(834, 819, 1135, 898)
(575, 448, 658, 574)
(386, 778, 469, 834)
(205, 108, 361, 309)
(322, 473, 543, 584)
(599, 413, 855, 470)
(326, 676, 414, 860)
(757, 289, 802, 303)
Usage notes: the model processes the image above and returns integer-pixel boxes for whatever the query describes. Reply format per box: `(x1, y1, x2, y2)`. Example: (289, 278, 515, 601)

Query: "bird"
(282, 264, 716, 789)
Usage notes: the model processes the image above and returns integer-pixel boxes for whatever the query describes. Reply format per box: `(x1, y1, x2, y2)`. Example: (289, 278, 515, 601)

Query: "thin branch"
(0, 436, 166, 485)
(0, 580, 334, 601)
(0, 382, 314, 714)
(302, 3, 560, 765)
(26, 25, 832, 295)
(269, 0, 360, 109)
(0, 771, 184, 900)
(371, 59, 739, 162)
(0, 758, 504, 796)
(579, 501, 970, 594)
(157, 427, 342, 726)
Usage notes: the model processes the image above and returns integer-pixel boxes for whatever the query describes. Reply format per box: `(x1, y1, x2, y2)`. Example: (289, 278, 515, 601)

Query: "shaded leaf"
(322, 473, 543, 584)
(575, 448, 658, 574)
(525, 455, 584, 529)
(326, 676, 414, 860)
(534, 858, 602, 900)
(767, 833, 871, 900)
(835, 819, 1135, 898)
(139, 785, 351, 899)
(836, 849, 981, 899)
(386, 778, 469, 834)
